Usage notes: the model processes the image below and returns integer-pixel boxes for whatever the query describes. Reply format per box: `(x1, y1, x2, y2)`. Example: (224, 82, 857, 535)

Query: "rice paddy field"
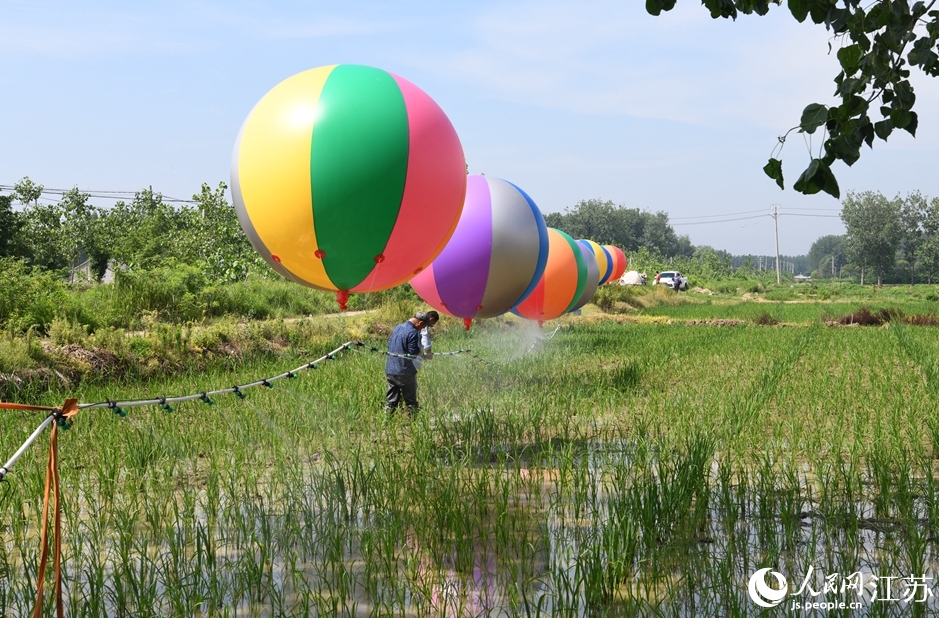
(3, 293, 939, 616)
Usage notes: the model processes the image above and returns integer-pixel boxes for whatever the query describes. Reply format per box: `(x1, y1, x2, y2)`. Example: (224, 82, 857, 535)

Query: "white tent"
(618, 270, 646, 286)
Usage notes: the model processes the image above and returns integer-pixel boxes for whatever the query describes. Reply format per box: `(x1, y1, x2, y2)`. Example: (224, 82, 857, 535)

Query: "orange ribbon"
(30, 398, 78, 618)
(0, 402, 58, 411)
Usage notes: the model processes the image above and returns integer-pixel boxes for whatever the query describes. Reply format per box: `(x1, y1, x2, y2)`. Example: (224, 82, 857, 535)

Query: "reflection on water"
(7, 433, 939, 617)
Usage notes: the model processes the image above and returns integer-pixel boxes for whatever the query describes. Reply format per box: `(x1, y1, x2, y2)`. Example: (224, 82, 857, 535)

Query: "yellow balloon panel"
(236, 66, 334, 288)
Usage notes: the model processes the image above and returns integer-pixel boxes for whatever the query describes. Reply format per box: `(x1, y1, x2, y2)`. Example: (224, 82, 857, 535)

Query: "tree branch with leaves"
(647, 0, 939, 198)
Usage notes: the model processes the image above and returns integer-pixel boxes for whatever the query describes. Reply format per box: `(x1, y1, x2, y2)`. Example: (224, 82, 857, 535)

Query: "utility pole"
(771, 205, 781, 284)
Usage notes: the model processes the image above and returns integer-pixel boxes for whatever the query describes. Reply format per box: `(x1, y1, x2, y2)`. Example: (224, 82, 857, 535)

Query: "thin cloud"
(0, 2, 390, 57)
(414, 1, 839, 130)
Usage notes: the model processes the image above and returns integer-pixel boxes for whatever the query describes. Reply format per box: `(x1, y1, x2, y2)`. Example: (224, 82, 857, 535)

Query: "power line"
(671, 214, 768, 226)
(669, 208, 769, 221)
(672, 211, 843, 226)
(0, 184, 196, 204)
(779, 213, 842, 218)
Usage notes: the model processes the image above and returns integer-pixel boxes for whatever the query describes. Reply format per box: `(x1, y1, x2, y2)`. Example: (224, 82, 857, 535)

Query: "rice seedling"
(5, 304, 939, 616)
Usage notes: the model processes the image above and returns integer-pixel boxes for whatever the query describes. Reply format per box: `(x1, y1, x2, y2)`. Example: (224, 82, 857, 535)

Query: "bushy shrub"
(0, 332, 36, 373)
(712, 282, 738, 294)
(48, 317, 90, 346)
(763, 288, 796, 301)
(114, 261, 210, 322)
(0, 257, 71, 333)
(592, 285, 651, 312)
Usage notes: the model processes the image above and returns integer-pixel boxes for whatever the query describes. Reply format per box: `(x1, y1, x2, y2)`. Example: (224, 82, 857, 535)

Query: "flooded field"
(4, 319, 939, 616)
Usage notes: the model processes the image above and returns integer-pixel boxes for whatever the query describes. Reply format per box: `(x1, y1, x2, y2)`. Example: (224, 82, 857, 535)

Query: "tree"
(0, 193, 25, 258)
(738, 255, 756, 275)
(185, 182, 261, 282)
(692, 245, 734, 279)
(840, 190, 901, 285)
(13, 177, 43, 207)
(647, 1, 939, 199)
(18, 197, 70, 272)
(53, 187, 113, 281)
(104, 188, 192, 270)
(10, 176, 70, 270)
(807, 234, 847, 278)
(918, 194, 939, 282)
(897, 191, 927, 283)
(550, 199, 624, 246)
(640, 211, 694, 257)
(548, 199, 692, 257)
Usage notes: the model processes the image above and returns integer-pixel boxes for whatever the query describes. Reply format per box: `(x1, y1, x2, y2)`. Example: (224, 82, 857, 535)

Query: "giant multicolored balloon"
(410, 175, 549, 330)
(514, 228, 588, 325)
(580, 239, 614, 284)
(231, 64, 466, 309)
(569, 240, 600, 312)
(604, 245, 627, 283)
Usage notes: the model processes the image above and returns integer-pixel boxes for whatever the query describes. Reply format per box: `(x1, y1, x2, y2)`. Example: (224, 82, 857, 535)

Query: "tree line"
(2, 183, 733, 286)
(1, 178, 262, 283)
(543, 198, 695, 258)
(8, 177, 937, 289)
(807, 191, 939, 285)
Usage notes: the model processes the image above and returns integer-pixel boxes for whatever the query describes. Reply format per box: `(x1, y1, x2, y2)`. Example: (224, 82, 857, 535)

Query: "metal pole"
(0, 413, 56, 482)
(772, 205, 781, 285)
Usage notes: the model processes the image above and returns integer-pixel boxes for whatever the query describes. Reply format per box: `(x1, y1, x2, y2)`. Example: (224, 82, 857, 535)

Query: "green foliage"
(591, 285, 669, 312)
(920, 226, 939, 285)
(18, 197, 71, 272)
(18, 259, 421, 333)
(58, 187, 110, 279)
(807, 234, 847, 278)
(0, 331, 37, 374)
(104, 188, 194, 270)
(0, 193, 25, 258)
(12, 177, 43, 205)
(841, 190, 901, 285)
(0, 257, 71, 333)
(3, 179, 112, 278)
(626, 244, 735, 287)
(547, 199, 693, 257)
(114, 261, 214, 322)
(648, 1, 939, 197)
(898, 191, 928, 283)
(183, 182, 266, 283)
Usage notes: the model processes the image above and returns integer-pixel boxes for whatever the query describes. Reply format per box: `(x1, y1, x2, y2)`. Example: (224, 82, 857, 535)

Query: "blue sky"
(3, 1, 938, 256)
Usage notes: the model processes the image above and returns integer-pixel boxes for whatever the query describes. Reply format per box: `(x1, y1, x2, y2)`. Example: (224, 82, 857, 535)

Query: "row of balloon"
(231, 64, 626, 328)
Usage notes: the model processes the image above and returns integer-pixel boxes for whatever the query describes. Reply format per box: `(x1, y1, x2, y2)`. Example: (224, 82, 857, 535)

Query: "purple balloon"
(410, 175, 548, 328)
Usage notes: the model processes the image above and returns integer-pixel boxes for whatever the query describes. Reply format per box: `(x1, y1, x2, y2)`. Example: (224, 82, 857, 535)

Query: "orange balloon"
(604, 245, 627, 282)
(514, 228, 587, 325)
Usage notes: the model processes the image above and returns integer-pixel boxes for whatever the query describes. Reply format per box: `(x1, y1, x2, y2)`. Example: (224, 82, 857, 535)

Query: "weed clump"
(905, 314, 939, 326)
(753, 312, 779, 326)
(835, 306, 902, 326)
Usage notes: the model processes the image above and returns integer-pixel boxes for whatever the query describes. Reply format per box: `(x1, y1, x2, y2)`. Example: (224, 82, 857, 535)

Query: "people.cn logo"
(748, 568, 788, 608)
